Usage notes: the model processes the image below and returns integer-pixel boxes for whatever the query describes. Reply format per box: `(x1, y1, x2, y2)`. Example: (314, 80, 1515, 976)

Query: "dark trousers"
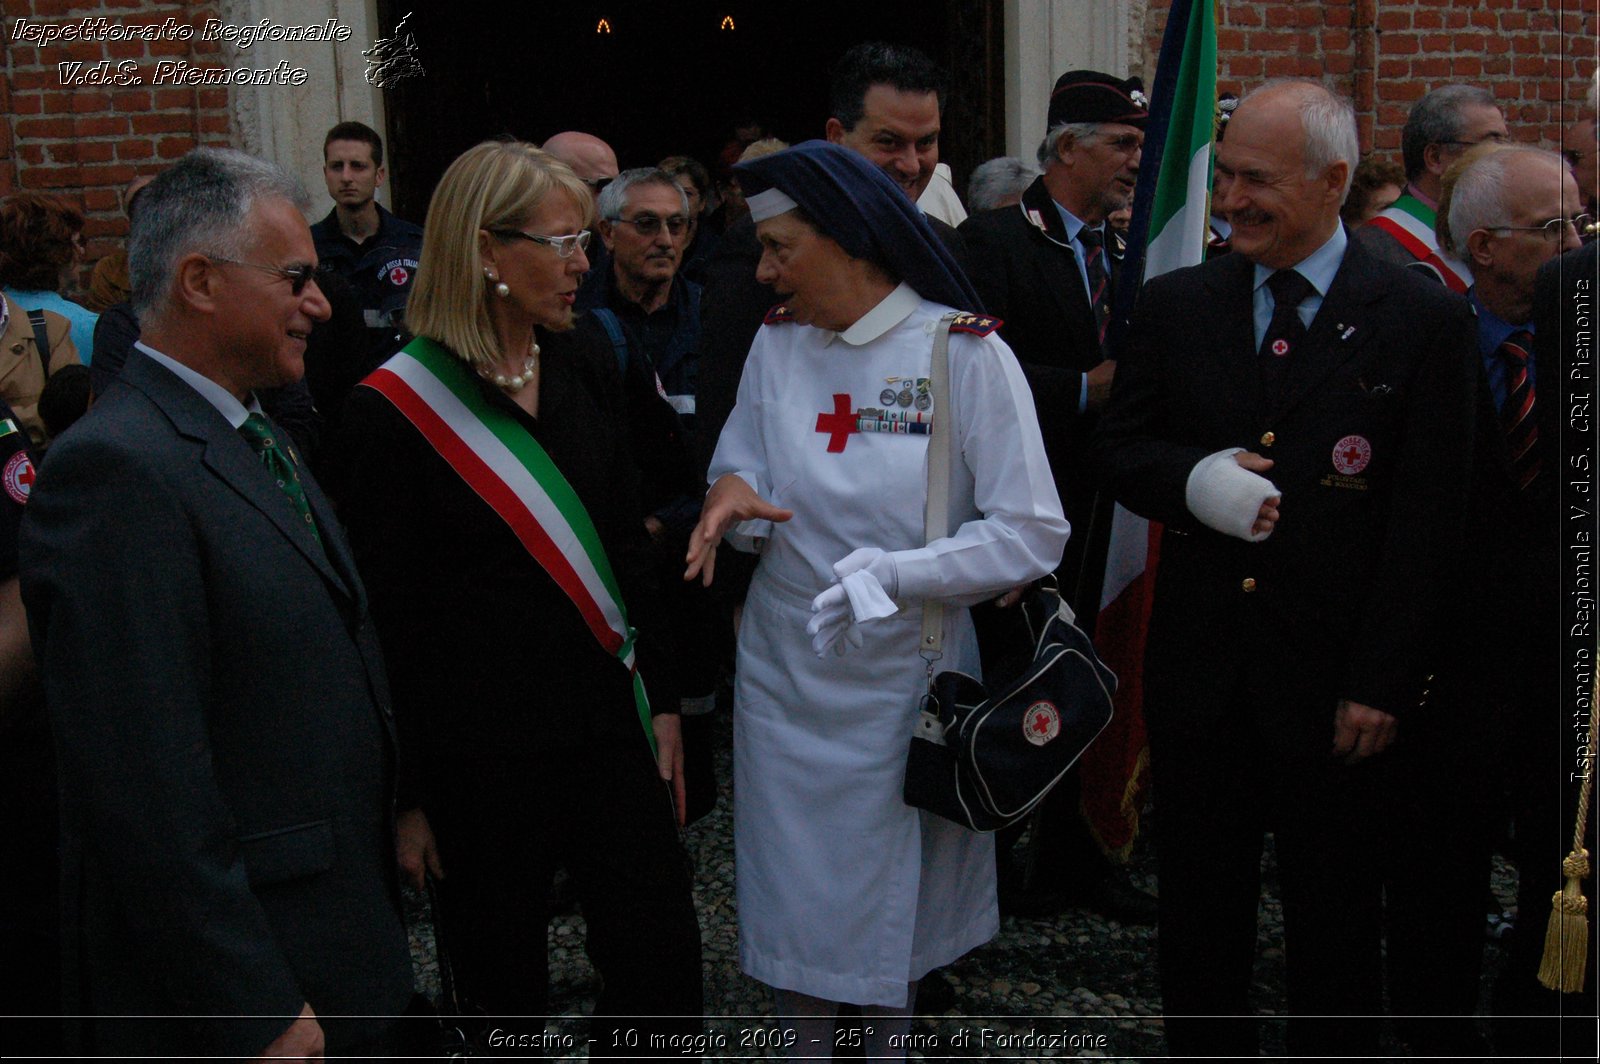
(429, 736, 703, 1057)
(1148, 693, 1385, 1058)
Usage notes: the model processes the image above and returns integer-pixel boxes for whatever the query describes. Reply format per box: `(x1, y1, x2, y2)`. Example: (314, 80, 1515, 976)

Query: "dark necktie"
(1258, 269, 1315, 398)
(1498, 329, 1540, 490)
(238, 413, 321, 543)
(1079, 226, 1112, 345)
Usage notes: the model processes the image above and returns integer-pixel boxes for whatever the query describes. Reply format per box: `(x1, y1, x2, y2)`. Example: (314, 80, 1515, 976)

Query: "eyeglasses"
(607, 214, 689, 236)
(1488, 214, 1593, 241)
(1439, 133, 1512, 149)
(209, 257, 320, 295)
(488, 228, 592, 258)
(1099, 133, 1144, 154)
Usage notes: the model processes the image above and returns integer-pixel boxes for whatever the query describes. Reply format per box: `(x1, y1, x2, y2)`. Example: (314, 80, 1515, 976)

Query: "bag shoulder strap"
(590, 307, 630, 376)
(26, 310, 51, 377)
(921, 313, 958, 660)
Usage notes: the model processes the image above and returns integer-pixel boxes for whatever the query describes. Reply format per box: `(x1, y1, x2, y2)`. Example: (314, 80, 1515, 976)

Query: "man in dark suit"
(1437, 148, 1595, 1055)
(956, 71, 1153, 923)
(1093, 80, 1478, 1058)
(20, 148, 413, 1059)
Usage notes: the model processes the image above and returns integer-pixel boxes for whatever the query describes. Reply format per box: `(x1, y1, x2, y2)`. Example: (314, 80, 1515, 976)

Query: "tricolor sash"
(363, 337, 655, 751)
(1366, 194, 1473, 291)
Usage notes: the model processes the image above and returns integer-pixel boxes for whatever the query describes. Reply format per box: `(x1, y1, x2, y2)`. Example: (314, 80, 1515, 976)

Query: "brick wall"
(2, 0, 235, 268)
(1142, 0, 1598, 160)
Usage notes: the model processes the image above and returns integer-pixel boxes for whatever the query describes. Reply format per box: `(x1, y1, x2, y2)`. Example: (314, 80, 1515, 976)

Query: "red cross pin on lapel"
(816, 394, 858, 453)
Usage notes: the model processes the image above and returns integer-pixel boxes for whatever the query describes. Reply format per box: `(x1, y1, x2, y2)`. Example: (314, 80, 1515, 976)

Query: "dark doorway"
(377, 0, 1003, 223)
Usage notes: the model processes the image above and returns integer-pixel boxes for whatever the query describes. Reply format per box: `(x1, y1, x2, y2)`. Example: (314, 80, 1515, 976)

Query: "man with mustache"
(957, 69, 1156, 926)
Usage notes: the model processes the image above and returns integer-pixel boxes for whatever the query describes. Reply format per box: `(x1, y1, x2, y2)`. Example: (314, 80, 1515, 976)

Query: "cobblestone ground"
(405, 712, 1518, 1060)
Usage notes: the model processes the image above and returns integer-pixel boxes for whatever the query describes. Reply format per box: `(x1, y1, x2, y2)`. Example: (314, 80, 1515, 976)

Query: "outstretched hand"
(684, 474, 793, 586)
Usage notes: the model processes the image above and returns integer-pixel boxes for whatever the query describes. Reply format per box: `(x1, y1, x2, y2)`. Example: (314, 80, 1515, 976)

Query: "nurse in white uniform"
(685, 142, 1068, 1058)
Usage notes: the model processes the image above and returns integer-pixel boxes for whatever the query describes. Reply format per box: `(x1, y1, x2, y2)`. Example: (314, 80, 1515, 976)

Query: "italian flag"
(1082, 0, 1217, 858)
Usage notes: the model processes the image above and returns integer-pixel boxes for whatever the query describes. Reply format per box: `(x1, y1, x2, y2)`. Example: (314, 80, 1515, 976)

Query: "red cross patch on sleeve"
(949, 313, 1003, 337)
(763, 303, 796, 325)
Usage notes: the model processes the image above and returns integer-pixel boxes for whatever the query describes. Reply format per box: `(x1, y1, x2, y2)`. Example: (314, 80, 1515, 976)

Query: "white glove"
(1185, 448, 1282, 542)
(805, 548, 902, 657)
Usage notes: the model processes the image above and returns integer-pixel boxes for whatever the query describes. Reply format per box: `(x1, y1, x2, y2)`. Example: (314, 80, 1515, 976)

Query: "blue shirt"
(1051, 200, 1107, 414)
(3, 287, 98, 364)
(1250, 225, 1347, 348)
(1469, 289, 1534, 414)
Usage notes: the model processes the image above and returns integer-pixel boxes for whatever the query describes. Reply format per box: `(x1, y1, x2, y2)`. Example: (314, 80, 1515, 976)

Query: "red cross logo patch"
(1270, 338, 1290, 357)
(4, 451, 35, 505)
(388, 265, 409, 286)
(1024, 700, 1061, 746)
(1331, 434, 1371, 475)
(815, 393, 858, 453)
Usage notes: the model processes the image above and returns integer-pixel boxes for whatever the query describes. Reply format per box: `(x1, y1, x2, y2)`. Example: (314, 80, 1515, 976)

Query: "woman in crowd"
(0, 192, 97, 357)
(685, 141, 1068, 1058)
(336, 140, 701, 1051)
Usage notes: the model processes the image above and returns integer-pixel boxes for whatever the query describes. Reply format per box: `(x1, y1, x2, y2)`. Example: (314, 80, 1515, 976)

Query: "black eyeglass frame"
(604, 214, 690, 237)
(208, 256, 320, 296)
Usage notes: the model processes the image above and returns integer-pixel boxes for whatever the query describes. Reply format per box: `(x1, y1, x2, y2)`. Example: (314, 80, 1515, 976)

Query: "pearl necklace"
(479, 341, 541, 392)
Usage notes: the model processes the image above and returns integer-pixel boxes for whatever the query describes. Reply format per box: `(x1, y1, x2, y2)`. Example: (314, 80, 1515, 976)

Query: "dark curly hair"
(0, 191, 84, 290)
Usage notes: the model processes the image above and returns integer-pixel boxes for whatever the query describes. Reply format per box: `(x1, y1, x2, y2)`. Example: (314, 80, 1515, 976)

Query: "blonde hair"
(406, 140, 593, 367)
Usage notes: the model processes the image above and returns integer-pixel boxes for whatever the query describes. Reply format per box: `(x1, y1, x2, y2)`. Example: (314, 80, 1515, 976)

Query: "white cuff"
(1185, 448, 1280, 542)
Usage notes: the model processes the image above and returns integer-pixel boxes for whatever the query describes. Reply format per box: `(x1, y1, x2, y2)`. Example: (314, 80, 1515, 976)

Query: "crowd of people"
(0, 36, 1595, 1062)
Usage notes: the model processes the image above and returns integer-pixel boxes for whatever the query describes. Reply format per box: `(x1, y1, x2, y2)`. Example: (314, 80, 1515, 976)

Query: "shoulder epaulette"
(763, 303, 796, 325)
(948, 312, 1003, 337)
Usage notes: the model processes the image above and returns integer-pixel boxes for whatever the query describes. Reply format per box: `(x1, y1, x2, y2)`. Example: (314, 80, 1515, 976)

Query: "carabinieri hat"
(1047, 69, 1150, 132)
(736, 140, 983, 314)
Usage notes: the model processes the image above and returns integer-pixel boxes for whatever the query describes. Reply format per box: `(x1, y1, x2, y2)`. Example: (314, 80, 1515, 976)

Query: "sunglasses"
(607, 214, 689, 236)
(488, 228, 593, 259)
(210, 257, 320, 295)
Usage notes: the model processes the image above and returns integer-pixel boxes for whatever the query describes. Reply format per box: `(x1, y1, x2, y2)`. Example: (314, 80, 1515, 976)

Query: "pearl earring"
(484, 267, 510, 299)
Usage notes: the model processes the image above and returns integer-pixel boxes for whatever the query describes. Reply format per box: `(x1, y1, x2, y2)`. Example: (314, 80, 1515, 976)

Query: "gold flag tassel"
(1537, 672, 1596, 993)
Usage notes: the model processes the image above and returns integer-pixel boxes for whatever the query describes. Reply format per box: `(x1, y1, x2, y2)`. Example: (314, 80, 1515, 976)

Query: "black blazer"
(20, 350, 413, 1057)
(1092, 236, 1479, 748)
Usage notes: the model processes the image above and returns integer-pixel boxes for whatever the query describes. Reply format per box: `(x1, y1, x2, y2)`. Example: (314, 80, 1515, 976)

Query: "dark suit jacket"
(19, 350, 412, 1057)
(958, 176, 1120, 606)
(1092, 236, 1478, 751)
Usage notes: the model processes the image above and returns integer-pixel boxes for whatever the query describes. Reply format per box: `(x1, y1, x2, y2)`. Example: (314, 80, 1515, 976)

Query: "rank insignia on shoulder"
(949, 313, 1003, 337)
(763, 303, 796, 324)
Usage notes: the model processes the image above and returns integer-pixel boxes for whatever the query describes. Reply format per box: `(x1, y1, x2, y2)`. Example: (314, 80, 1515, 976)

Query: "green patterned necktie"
(237, 413, 321, 543)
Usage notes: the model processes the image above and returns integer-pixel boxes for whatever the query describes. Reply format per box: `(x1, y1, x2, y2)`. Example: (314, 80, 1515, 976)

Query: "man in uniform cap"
(958, 68, 1155, 924)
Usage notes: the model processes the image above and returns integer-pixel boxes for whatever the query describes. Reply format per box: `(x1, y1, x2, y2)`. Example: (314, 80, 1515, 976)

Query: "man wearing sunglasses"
(18, 148, 412, 1059)
(957, 68, 1158, 928)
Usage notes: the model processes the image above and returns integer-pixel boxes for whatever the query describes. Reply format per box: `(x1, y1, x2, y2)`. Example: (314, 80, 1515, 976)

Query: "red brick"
(81, 217, 123, 239)
(1485, 35, 1511, 54)
(1443, 9, 1469, 29)
(14, 116, 76, 140)
(155, 137, 196, 160)
(63, 40, 108, 63)
(12, 70, 52, 91)
(154, 88, 194, 109)
(77, 163, 138, 184)
(1502, 12, 1530, 30)
(1325, 54, 1355, 75)
(1228, 6, 1264, 28)
(1380, 33, 1421, 55)
(197, 88, 227, 109)
(1419, 34, 1452, 53)
(1483, 56, 1513, 75)
(1378, 11, 1412, 31)
(74, 116, 130, 137)
(83, 187, 120, 211)
(1324, 29, 1352, 51)
(1265, 6, 1301, 27)
(11, 94, 42, 115)
(70, 92, 113, 114)
(198, 113, 231, 135)
(131, 112, 191, 134)
(118, 139, 155, 161)
(1230, 56, 1265, 79)
(1247, 31, 1299, 51)
(1451, 56, 1484, 77)
(1413, 11, 1443, 31)
(1379, 58, 1411, 78)
(31, 165, 82, 188)
(1451, 32, 1487, 51)
(112, 90, 152, 111)
(72, 141, 115, 163)
(1217, 28, 1247, 52)
(1413, 57, 1452, 78)
(1472, 10, 1497, 28)
(1514, 56, 1549, 77)
(1324, 6, 1352, 29)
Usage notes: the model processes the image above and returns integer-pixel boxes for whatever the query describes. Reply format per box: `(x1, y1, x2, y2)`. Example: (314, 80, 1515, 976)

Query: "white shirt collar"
(135, 341, 262, 429)
(832, 283, 922, 347)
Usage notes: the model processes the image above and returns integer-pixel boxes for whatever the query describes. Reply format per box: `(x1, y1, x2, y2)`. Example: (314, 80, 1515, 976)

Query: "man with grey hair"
(966, 156, 1040, 212)
(1094, 79, 1478, 1058)
(1436, 145, 1584, 1052)
(1356, 83, 1508, 278)
(958, 69, 1155, 926)
(19, 148, 412, 1059)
